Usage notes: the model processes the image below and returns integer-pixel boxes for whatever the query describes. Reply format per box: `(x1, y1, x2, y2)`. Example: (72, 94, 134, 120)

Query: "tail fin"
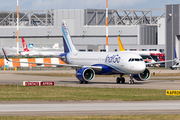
(117, 36, 125, 51)
(2, 48, 9, 61)
(22, 38, 30, 52)
(61, 21, 77, 53)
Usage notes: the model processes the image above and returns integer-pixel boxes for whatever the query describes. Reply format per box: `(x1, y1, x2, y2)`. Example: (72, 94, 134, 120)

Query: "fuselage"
(66, 52, 146, 74)
(20, 50, 62, 56)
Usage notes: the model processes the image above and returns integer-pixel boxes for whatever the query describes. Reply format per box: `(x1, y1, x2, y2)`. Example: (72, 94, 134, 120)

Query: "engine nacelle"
(76, 67, 95, 82)
(133, 68, 151, 81)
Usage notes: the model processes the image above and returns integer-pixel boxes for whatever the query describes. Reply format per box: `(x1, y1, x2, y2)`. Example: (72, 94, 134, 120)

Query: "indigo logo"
(105, 54, 121, 63)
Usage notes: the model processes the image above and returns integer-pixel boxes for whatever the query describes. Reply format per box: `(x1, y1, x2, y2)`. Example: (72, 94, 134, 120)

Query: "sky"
(0, 0, 180, 11)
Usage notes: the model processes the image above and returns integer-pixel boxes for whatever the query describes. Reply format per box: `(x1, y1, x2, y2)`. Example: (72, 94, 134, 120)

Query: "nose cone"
(130, 62, 146, 74)
(136, 62, 146, 73)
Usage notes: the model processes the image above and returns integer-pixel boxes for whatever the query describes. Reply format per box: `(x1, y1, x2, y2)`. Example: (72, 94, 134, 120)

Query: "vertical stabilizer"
(22, 38, 30, 52)
(61, 21, 77, 53)
(118, 36, 125, 51)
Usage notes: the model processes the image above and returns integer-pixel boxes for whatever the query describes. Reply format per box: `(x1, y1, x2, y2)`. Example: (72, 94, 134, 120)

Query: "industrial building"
(0, 4, 178, 68)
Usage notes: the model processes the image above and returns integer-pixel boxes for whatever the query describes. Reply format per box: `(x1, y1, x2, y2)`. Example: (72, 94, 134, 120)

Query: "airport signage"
(166, 90, 180, 96)
(23, 81, 41, 86)
(23, 81, 54, 86)
(41, 82, 54, 86)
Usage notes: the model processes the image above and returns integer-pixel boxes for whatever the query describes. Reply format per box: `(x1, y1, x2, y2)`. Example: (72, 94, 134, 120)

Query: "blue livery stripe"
(105, 63, 131, 74)
(63, 37, 70, 53)
(62, 25, 72, 52)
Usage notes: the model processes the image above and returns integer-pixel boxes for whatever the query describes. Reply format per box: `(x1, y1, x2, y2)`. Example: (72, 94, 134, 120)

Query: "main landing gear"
(129, 74, 134, 84)
(80, 81, 89, 84)
(116, 74, 135, 84)
(116, 75, 125, 84)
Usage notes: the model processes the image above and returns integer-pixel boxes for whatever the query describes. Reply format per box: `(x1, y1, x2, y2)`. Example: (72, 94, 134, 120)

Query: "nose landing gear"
(129, 74, 134, 84)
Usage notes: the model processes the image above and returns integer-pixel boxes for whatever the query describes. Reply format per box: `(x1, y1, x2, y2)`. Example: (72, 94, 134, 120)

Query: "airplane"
(1, 38, 62, 56)
(28, 41, 60, 50)
(117, 36, 164, 67)
(2, 21, 175, 84)
(22, 37, 63, 50)
(20, 38, 63, 56)
(42, 43, 60, 49)
(117, 36, 162, 55)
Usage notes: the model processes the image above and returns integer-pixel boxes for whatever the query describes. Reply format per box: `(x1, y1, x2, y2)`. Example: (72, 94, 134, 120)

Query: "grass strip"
(0, 85, 180, 101)
(0, 115, 180, 120)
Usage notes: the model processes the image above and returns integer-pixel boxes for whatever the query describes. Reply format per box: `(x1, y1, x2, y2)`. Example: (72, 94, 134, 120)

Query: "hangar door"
(176, 35, 180, 59)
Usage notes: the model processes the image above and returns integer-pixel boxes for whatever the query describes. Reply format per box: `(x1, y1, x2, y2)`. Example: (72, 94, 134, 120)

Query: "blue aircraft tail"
(61, 21, 77, 53)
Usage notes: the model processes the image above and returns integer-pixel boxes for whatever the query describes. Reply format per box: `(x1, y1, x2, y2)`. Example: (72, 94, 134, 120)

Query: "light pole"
(106, 0, 108, 52)
(17, 0, 19, 56)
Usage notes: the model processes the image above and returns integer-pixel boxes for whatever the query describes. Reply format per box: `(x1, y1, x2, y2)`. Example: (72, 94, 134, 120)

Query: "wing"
(145, 59, 176, 66)
(2, 48, 102, 71)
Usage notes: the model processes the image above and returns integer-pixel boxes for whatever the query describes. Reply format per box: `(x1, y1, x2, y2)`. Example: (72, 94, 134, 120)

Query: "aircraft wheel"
(116, 77, 120, 83)
(132, 80, 134, 84)
(80, 81, 84, 84)
(122, 77, 125, 84)
(129, 80, 134, 84)
(85, 81, 89, 84)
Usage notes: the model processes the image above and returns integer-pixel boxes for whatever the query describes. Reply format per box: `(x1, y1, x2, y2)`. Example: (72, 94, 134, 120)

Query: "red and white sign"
(23, 81, 54, 86)
(23, 81, 41, 86)
(41, 82, 54, 86)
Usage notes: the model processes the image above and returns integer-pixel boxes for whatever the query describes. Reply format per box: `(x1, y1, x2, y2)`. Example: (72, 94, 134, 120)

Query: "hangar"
(0, 4, 178, 68)
(166, 4, 180, 68)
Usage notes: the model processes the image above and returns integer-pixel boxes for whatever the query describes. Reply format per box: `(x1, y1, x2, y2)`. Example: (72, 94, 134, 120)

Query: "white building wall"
(158, 18, 165, 45)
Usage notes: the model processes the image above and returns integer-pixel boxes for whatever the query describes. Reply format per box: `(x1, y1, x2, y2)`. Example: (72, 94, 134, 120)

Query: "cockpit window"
(128, 58, 143, 62)
(135, 59, 139, 61)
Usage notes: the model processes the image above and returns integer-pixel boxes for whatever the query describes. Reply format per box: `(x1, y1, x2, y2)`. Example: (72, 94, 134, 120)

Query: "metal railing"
(85, 9, 165, 26)
(0, 10, 54, 26)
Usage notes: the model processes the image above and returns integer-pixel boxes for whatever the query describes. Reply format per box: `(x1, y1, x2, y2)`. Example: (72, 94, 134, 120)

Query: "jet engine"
(76, 67, 95, 82)
(133, 68, 150, 81)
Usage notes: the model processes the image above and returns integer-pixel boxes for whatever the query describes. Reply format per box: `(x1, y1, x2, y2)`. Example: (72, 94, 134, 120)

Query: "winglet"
(117, 36, 125, 51)
(2, 48, 10, 61)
